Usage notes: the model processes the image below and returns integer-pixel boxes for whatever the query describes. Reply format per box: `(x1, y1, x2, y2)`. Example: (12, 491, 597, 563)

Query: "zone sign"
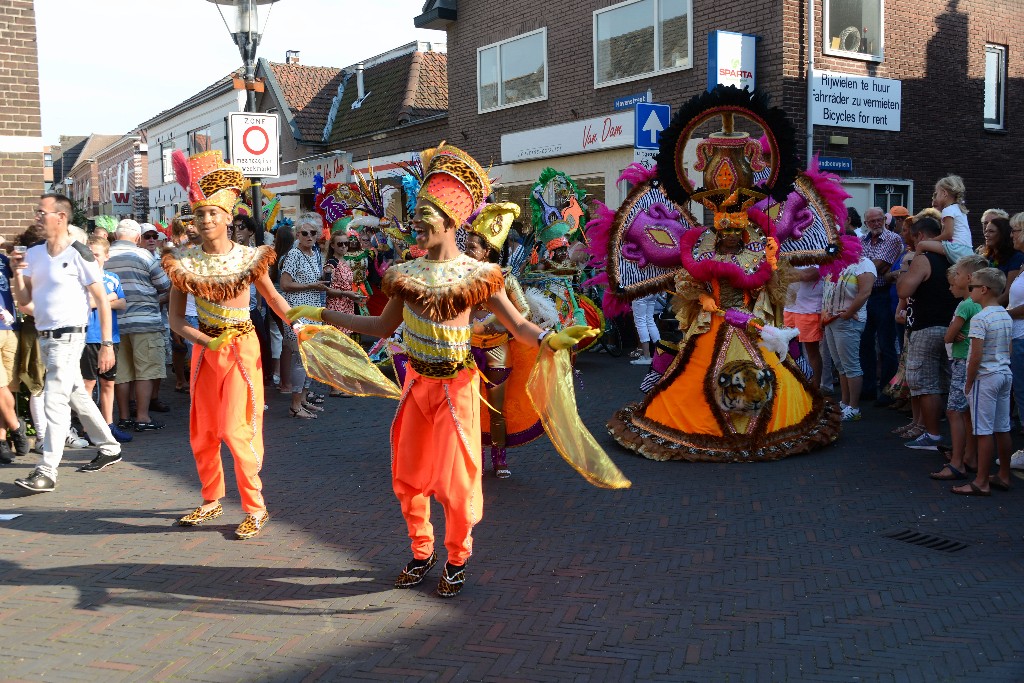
(228, 112, 280, 178)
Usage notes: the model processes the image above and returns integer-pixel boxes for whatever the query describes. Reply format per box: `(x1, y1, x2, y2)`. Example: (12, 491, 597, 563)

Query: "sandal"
(929, 463, 968, 481)
(302, 402, 324, 413)
(307, 394, 326, 405)
(891, 422, 919, 436)
(952, 481, 990, 496)
(289, 406, 317, 419)
(989, 476, 1011, 492)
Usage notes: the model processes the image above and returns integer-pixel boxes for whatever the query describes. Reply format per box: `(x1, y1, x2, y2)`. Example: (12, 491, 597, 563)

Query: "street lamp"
(207, 0, 281, 245)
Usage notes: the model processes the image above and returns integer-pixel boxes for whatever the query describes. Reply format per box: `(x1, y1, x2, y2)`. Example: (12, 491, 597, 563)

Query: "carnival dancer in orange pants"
(163, 150, 295, 540)
(287, 143, 598, 597)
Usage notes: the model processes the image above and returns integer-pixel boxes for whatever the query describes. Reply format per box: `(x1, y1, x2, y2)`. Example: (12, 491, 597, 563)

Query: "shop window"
(160, 142, 176, 184)
(823, 0, 883, 62)
(594, 0, 691, 88)
(188, 126, 213, 155)
(984, 44, 1006, 130)
(478, 29, 547, 113)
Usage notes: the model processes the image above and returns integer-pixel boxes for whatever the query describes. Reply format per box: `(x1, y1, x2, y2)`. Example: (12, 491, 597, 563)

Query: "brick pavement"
(0, 352, 1022, 682)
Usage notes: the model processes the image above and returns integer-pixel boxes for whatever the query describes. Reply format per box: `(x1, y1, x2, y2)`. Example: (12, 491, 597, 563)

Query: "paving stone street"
(1, 352, 1022, 682)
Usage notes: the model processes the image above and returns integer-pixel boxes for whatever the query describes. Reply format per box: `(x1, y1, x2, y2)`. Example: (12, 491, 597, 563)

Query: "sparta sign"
(228, 112, 280, 178)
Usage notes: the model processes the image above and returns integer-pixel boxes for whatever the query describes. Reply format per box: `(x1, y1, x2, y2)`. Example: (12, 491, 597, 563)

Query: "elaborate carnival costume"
(588, 86, 860, 462)
(163, 150, 278, 538)
(466, 202, 544, 478)
(286, 143, 628, 597)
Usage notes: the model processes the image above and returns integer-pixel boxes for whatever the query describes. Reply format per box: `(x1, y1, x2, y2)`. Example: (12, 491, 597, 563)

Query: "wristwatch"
(100, 340, 114, 347)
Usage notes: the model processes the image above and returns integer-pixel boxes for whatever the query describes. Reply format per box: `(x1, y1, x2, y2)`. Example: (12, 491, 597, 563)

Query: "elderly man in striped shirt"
(105, 219, 171, 432)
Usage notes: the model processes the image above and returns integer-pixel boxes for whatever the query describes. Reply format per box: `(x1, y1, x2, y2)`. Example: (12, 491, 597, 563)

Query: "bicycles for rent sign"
(228, 112, 280, 177)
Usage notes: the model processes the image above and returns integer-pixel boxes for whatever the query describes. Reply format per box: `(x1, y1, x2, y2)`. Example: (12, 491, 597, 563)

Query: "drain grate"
(882, 528, 969, 553)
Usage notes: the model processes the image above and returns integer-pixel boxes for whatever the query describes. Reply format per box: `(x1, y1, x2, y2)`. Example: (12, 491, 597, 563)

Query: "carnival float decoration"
(587, 85, 860, 462)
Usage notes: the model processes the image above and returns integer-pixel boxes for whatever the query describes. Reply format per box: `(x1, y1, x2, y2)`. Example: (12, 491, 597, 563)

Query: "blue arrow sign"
(634, 103, 671, 150)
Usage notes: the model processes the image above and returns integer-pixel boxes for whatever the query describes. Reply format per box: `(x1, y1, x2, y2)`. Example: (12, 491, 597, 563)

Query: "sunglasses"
(143, 233, 159, 239)
(298, 230, 317, 237)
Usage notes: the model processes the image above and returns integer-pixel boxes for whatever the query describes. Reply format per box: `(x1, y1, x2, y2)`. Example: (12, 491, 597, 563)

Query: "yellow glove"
(206, 328, 241, 352)
(285, 305, 324, 323)
(544, 325, 599, 351)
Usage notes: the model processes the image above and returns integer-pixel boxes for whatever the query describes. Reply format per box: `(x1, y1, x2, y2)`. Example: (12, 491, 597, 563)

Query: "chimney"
(285, 50, 300, 64)
(355, 63, 365, 99)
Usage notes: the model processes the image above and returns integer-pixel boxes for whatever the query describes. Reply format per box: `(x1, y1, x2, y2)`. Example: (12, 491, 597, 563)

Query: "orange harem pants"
(189, 330, 266, 513)
(391, 366, 482, 566)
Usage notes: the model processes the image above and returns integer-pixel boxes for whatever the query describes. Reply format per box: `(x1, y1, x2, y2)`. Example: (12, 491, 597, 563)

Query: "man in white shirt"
(10, 194, 122, 493)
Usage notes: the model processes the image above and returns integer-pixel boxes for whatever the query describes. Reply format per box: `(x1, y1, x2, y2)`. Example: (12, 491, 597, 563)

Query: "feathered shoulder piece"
(162, 244, 276, 301)
(382, 252, 505, 320)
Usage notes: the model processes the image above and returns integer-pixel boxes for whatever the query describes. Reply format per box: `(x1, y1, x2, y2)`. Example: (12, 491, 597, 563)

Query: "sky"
(35, 0, 440, 144)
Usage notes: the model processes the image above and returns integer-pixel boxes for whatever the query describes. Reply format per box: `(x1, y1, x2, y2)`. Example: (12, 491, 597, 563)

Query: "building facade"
(0, 0, 44, 237)
(93, 135, 148, 218)
(64, 135, 122, 218)
(425, 0, 1022, 230)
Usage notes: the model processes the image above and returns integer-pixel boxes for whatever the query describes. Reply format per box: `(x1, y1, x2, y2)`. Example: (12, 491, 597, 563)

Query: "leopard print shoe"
(177, 502, 223, 527)
(436, 562, 466, 598)
(235, 511, 270, 540)
(394, 552, 437, 588)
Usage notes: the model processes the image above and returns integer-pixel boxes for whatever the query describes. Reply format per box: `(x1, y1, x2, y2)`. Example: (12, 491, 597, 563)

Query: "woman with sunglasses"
(279, 213, 330, 419)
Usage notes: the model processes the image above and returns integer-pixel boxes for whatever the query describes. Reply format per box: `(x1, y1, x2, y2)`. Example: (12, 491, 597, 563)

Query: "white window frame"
(160, 142, 176, 184)
(822, 0, 885, 63)
(984, 44, 1006, 130)
(477, 28, 548, 114)
(592, 0, 693, 89)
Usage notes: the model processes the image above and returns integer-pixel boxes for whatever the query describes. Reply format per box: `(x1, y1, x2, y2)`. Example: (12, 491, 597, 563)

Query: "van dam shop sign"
(500, 112, 634, 163)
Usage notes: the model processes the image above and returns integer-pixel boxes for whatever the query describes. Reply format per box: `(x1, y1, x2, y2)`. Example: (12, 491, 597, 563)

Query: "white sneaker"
(65, 427, 89, 448)
(630, 357, 653, 365)
(1009, 450, 1024, 470)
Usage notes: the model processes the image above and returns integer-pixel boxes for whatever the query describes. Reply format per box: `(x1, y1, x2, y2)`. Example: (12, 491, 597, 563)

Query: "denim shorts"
(824, 317, 865, 377)
(947, 358, 967, 412)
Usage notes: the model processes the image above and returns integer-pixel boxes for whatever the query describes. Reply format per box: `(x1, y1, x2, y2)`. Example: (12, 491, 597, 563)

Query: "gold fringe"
(162, 245, 276, 301)
(383, 264, 505, 320)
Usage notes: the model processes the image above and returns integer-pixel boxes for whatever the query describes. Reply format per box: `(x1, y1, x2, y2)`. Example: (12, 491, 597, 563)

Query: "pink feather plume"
(617, 162, 658, 188)
(802, 157, 850, 225)
(583, 200, 616, 267)
(171, 149, 192, 194)
(816, 234, 864, 279)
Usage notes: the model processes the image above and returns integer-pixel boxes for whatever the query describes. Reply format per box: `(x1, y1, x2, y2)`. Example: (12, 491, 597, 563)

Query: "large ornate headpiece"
(417, 143, 491, 226)
(172, 150, 244, 216)
(469, 202, 520, 251)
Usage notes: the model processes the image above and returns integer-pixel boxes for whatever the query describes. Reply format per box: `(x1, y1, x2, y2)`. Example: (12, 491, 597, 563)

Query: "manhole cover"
(882, 528, 968, 553)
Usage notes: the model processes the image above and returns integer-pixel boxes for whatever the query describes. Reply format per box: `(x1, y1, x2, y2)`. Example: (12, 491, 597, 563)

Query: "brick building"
(63, 134, 122, 217)
(92, 134, 148, 219)
(0, 0, 44, 238)
(420, 0, 1022, 230)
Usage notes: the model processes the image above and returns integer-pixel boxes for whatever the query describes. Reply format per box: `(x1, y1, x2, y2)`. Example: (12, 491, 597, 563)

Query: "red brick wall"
(444, 0, 1022, 218)
(782, 0, 1023, 218)
(0, 0, 44, 238)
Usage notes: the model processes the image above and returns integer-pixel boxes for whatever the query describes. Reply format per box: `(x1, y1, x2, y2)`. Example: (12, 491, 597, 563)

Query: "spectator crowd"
(5, 176, 1024, 498)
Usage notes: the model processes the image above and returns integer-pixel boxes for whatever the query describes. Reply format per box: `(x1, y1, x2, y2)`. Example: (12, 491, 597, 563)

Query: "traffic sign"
(228, 112, 280, 178)
(634, 103, 671, 150)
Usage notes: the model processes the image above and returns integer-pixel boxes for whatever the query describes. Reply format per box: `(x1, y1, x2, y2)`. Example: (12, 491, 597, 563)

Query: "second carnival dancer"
(286, 144, 606, 597)
(163, 150, 296, 540)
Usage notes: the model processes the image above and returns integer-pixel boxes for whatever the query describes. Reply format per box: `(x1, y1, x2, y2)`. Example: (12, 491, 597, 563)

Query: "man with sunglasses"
(9, 194, 122, 492)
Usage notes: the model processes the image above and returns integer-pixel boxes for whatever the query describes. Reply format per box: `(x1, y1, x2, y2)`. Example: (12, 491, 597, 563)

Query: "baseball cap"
(116, 219, 142, 236)
(889, 206, 909, 218)
(140, 223, 161, 238)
